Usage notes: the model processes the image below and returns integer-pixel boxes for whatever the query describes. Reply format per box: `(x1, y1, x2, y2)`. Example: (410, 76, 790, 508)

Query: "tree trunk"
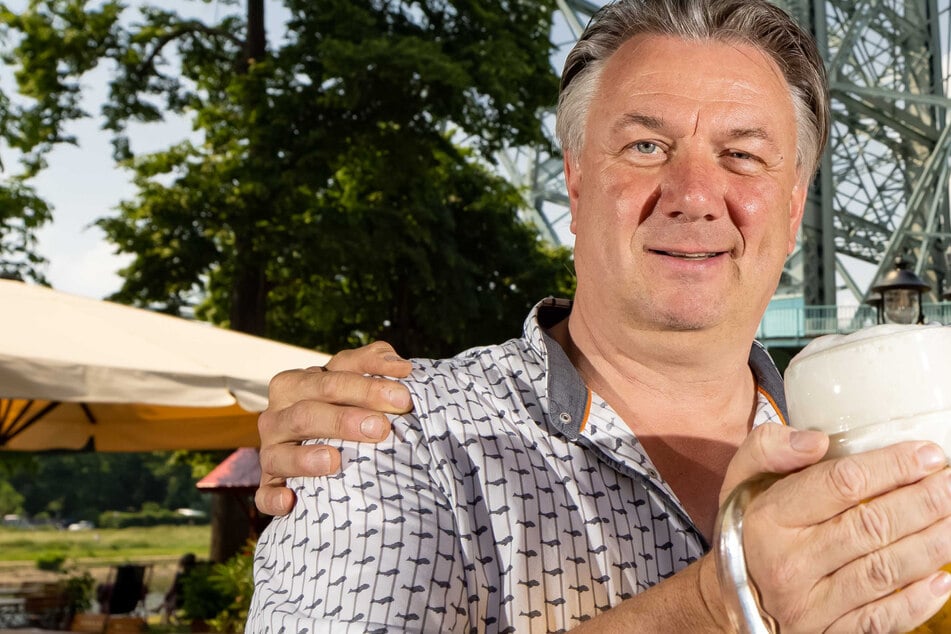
(210, 0, 269, 565)
(209, 493, 251, 563)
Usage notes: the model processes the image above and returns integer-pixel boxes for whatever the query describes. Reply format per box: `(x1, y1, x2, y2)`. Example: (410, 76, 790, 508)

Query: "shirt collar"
(524, 297, 789, 438)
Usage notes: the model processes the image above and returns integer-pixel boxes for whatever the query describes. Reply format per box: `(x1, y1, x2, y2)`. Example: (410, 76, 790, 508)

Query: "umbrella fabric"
(0, 280, 331, 451)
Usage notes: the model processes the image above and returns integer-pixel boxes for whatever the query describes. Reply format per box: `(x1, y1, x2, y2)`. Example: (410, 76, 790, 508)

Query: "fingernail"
(312, 446, 333, 473)
(789, 429, 824, 452)
(384, 353, 406, 362)
(361, 416, 386, 440)
(384, 387, 411, 409)
(931, 571, 951, 596)
(917, 444, 947, 469)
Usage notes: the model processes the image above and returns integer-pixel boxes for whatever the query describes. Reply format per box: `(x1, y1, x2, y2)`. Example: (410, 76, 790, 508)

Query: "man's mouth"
(652, 250, 725, 260)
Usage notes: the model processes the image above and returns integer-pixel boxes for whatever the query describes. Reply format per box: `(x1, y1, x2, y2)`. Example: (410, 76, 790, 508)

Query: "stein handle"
(713, 472, 783, 634)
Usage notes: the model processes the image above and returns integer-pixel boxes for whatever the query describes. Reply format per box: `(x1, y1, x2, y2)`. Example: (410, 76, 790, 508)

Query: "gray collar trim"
(534, 297, 789, 436)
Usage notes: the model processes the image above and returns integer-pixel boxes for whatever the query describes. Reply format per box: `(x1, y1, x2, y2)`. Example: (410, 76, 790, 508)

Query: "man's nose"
(657, 151, 727, 221)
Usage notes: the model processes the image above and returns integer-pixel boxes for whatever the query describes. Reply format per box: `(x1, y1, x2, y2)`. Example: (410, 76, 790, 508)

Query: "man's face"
(565, 34, 808, 335)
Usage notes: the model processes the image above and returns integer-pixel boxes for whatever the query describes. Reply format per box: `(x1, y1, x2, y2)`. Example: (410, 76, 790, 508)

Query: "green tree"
(0, 0, 121, 281)
(92, 0, 572, 355)
(0, 478, 24, 515)
(8, 452, 206, 521)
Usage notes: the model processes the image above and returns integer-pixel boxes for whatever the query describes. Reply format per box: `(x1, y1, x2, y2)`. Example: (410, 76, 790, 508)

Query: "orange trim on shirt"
(757, 385, 787, 426)
(578, 389, 593, 433)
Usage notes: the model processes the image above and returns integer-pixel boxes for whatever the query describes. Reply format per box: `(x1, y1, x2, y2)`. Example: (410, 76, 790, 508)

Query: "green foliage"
(206, 542, 253, 633)
(0, 0, 122, 281)
(177, 545, 253, 632)
(8, 451, 208, 521)
(181, 562, 230, 622)
(60, 569, 95, 614)
(0, 0, 573, 356)
(0, 478, 24, 515)
(35, 549, 66, 571)
(98, 507, 208, 529)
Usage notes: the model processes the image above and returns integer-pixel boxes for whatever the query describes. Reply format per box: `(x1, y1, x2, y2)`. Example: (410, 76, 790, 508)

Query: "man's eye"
(632, 141, 659, 154)
(729, 150, 755, 161)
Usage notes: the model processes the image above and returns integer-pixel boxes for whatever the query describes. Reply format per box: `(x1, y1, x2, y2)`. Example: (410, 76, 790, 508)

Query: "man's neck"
(548, 305, 760, 540)
(550, 306, 757, 424)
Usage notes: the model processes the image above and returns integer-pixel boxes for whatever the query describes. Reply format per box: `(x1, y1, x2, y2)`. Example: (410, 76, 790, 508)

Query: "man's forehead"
(606, 33, 790, 92)
(596, 34, 797, 123)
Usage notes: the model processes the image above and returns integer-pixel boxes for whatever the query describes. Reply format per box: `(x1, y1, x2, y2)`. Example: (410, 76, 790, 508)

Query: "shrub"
(180, 543, 254, 633)
(98, 508, 209, 529)
(35, 551, 67, 572)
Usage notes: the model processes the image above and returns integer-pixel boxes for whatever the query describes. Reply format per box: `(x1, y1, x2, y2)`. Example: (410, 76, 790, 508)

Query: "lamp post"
(865, 293, 883, 325)
(871, 256, 931, 324)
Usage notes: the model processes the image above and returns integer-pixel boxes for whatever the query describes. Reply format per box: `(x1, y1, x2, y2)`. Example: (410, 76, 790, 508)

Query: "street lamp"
(871, 256, 931, 324)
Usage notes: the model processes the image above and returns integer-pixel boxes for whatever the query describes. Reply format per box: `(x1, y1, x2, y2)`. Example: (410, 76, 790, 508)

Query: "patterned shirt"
(248, 298, 787, 633)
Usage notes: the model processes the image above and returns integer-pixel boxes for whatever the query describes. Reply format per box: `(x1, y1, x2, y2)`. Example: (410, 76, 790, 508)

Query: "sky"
(18, 1, 273, 300)
(25, 1, 583, 301)
(33, 93, 187, 300)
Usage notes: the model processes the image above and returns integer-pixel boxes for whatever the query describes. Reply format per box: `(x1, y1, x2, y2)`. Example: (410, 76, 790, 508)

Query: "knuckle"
(924, 516, 951, 562)
(284, 400, 320, 437)
(267, 368, 300, 398)
(921, 475, 950, 518)
(855, 605, 891, 634)
(324, 348, 351, 370)
(747, 424, 774, 467)
(368, 340, 394, 354)
(760, 551, 802, 593)
(853, 503, 892, 549)
(863, 549, 898, 592)
(828, 456, 869, 502)
(313, 369, 347, 401)
(257, 445, 277, 475)
(257, 408, 276, 438)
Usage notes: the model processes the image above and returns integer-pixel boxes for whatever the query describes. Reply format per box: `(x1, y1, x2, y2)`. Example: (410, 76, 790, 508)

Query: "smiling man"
(249, 1, 951, 632)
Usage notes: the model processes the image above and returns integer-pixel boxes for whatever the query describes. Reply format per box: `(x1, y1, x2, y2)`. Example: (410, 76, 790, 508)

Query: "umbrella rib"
(80, 403, 97, 423)
(0, 400, 62, 445)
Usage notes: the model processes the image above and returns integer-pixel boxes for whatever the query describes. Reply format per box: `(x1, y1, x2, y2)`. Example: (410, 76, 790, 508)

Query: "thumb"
(719, 423, 828, 506)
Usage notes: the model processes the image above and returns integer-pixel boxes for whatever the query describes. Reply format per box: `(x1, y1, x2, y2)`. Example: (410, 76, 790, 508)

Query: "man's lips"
(649, 249, 728, 260)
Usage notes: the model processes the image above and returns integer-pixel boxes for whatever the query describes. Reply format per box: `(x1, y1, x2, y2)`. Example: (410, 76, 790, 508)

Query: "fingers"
(254, 479, 297, 517)
(266, 366, 412, 418)
(803, 467, 951, 579)
(324, 340, 414, 377)
(719, 423, 828, 506)
(740, 442, 951, 632)
(826, 570, 951, 634)
(253, 341, 412, 517)
(819, 512, 951, 620)
(763, 441, 948, 527)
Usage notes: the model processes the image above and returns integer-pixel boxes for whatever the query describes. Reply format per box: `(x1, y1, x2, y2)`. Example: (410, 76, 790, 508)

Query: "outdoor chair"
(70, 612, 146, 633)
(104, 615, 147, 632)
(97, 563, 152, 616)
(70, 612, 107, 632)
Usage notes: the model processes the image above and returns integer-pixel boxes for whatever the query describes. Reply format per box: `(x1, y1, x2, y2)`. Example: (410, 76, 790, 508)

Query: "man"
(249, 1, 951, 631)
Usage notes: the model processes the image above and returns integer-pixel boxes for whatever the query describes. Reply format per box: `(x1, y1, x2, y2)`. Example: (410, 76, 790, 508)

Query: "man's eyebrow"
(725, 126, 775, 144)
(612, 112, 667, 134)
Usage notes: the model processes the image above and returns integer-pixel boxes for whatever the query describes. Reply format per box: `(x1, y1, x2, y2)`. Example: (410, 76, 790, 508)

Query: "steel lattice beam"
(513, 1, 951, 308)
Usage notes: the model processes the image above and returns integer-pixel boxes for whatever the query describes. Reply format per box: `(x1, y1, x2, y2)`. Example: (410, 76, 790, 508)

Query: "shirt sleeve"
(246, 414, 469, 633)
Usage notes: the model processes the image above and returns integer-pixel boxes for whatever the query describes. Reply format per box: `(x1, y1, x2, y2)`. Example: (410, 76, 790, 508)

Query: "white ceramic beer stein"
(715, 323, 951, 633)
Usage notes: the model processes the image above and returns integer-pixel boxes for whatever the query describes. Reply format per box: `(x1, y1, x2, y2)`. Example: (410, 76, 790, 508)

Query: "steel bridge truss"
(509, 0, 951, 307)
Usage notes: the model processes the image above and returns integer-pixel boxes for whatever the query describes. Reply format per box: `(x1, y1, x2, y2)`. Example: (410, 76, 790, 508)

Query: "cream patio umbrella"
(0, 279, 331, 451)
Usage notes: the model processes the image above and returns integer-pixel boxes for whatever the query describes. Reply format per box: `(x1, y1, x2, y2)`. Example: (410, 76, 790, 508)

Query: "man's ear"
(787, 178, 808, 255)
(564, 151, 581, 235)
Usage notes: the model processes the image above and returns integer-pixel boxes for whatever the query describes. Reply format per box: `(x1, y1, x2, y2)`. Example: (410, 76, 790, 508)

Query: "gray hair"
(556, 0, 829, 178)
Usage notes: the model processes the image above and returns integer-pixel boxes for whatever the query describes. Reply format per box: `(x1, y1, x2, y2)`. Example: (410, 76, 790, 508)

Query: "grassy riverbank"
(0, 524, 210, 596)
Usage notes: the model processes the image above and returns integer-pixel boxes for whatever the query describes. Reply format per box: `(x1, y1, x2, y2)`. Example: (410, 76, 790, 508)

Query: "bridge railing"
(756, 303, 951, 342)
